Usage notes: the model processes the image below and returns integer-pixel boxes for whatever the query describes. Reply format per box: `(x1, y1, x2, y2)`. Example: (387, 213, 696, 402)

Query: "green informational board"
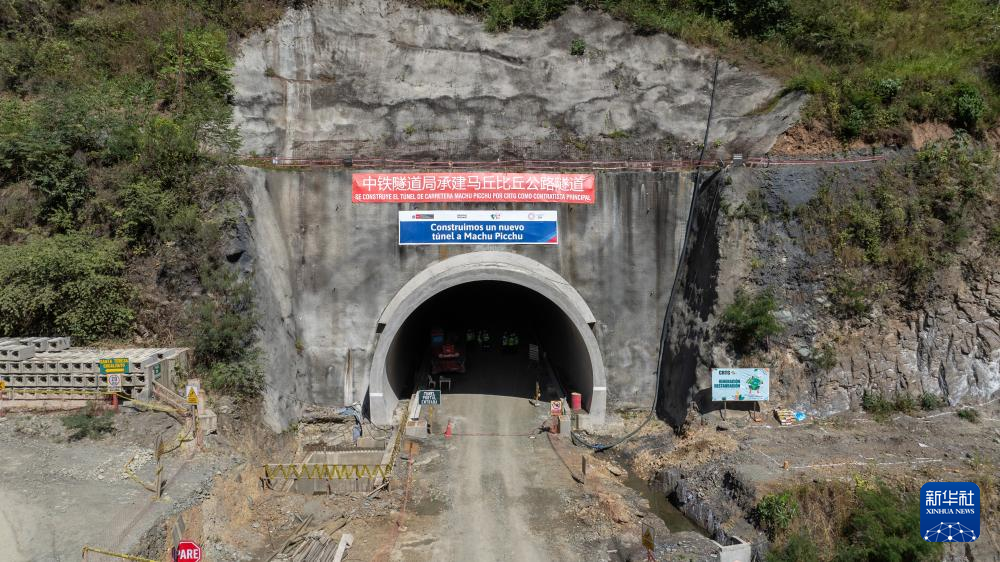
(99, 357, 130, 375)
(418, 389, 441, 405)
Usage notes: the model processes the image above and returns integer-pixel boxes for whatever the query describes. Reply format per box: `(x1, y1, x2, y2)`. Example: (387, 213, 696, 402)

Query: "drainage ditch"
(621, 471, 708, 537)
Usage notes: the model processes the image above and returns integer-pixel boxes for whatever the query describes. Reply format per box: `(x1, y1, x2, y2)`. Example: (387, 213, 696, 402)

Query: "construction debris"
(275, 529, 352, 562)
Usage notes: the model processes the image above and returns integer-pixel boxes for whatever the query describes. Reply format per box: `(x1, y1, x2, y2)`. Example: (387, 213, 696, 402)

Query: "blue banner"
(398, 210, 558, 245)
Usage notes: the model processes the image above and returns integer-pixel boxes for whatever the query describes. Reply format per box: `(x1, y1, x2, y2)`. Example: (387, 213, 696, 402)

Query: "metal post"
(154, 435, 163, 500)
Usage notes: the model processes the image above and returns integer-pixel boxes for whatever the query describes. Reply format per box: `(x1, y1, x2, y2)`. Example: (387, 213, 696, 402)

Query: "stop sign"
(175, 540, 202, 562)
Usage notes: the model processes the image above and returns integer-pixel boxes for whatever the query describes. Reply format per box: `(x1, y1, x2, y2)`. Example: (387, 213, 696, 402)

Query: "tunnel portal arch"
(367, 252, 607, 425)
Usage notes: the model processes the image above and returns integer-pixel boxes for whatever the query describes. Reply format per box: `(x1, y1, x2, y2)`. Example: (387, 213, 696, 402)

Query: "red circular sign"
(176, 540, 202, 562)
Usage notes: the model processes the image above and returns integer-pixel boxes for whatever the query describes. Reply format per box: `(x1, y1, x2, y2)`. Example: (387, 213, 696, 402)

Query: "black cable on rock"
(573, 58, 721, 452)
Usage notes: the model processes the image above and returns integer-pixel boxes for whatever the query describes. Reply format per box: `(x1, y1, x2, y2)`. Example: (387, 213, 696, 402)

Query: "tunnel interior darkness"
(384, 280, 595, 406)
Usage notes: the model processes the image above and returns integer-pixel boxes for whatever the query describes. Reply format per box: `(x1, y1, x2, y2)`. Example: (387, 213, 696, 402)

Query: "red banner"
(351, 172, 595, 204)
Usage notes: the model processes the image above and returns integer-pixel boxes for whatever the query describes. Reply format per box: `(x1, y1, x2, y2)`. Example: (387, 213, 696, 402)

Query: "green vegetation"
(719, 288, 782, 355)
(809, 342, 837, 372)
(826, 274, 872, 320)
(956, 407, 980, 423)
(861, 390, 922, 421)
(206, 355, 264, 400)
(191, 268, 262, 400)
(766, 481, 941, 562)
(62, 404, 115, 441)
(832, 484, 939, 562)
(0, 1, 292, 397)
(0, 234, 135, 343)
(798, 138, 999, 309)
(767, 533, 819, 562)
(570, 38, 586, 56)
(919, 392, 944, 411)
(418, 0, 1000, 140)
(754, 492, 799, 540)
(730, 187, 769, 223)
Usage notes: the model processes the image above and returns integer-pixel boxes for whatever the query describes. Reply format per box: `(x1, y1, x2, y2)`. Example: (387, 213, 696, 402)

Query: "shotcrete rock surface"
(232, 0, 801, 159)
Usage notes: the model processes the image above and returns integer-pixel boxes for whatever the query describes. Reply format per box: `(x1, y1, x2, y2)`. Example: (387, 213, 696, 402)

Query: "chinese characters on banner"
(352, 172, 595, 204)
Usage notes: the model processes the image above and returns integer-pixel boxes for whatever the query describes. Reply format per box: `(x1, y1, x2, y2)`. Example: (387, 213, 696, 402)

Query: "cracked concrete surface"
(232, 0, 802, 159)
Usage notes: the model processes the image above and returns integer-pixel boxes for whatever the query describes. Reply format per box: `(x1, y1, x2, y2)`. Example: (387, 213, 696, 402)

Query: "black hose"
(575, 58, 722, 452)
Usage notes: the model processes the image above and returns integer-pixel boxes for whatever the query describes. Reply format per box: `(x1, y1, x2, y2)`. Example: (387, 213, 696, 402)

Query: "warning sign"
(550, 400, 563, 416)
(186, 386, 199, 405)
(98, 357, 130, 375)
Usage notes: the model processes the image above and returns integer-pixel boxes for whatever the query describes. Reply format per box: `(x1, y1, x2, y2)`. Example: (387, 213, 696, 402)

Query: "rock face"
(820, 281, 1000, 411)
(232, 0, 802, 160)
(659, 163, 1000, 425)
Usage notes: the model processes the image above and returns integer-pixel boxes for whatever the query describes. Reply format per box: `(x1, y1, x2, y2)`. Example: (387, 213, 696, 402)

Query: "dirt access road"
(390, 392, 599, 561)
(385, 344, 606, 561)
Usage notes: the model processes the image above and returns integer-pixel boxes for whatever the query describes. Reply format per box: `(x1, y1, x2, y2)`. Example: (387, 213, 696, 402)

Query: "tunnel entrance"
(366, 252, 606, 425)
(386, 281, 591, 402)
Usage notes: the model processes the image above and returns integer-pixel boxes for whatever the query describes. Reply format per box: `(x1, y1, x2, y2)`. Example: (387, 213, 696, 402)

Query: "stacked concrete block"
(0, 345, 35, 361)
(0, 337, 71, 352)
(0, 340, 189, 403)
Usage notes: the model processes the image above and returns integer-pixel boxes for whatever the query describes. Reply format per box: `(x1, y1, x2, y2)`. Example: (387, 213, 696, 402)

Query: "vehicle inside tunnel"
(383, 280, 595, 409)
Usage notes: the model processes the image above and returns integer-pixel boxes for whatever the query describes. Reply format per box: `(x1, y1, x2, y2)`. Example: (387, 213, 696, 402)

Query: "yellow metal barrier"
(263, 463, 393, 480)
(81, 545, 157, 562)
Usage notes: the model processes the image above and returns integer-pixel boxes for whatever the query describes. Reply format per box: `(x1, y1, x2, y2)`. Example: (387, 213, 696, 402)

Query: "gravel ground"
(0, 408, 236, 561)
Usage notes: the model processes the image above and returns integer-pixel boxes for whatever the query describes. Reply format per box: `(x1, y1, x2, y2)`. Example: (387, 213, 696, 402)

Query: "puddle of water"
(623, 471, 708, 537)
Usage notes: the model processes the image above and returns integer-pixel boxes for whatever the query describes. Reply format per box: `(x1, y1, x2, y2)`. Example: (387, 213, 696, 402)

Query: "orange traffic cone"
(444, 419, 453, 438)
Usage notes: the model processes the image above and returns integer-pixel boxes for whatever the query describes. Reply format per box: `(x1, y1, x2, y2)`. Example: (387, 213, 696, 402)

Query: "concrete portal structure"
(368, 252, 606, 425)
(244, 168, 692, 430)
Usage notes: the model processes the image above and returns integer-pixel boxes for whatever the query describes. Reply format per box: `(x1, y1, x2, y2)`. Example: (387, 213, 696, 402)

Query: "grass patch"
(956, 407, 980, 423)
(919, 392, 944, 411)
(861, 390, 920, 421)
(62, 404, 115, 441)
(765, 480, 942, 562)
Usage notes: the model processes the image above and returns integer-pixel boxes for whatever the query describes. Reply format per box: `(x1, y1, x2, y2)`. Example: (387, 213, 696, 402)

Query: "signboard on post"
(399, 210, 558, 245)
(186, 385, 199, 405)
(642, 521, 655, 554)
(175, 540, 202, 562)
(550, 400, 563, 416)
(711, 368, 770, 401)
(418, 389, 441, 405)
(106, 374, 122, 392)
(353, 172, 595, 204)
(98, 357, 130, 375)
